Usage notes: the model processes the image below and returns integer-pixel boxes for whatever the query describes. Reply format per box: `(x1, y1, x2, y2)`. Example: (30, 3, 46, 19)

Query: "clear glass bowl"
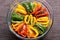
(6, 0, 53, 40)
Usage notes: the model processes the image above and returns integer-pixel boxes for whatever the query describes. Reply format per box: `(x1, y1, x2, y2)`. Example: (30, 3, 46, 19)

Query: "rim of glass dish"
(6, 0, 54, 40)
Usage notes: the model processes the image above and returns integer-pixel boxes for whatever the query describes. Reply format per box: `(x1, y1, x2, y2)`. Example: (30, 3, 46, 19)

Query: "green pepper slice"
(12, 12, 24, 21)
(34, 23, 46, 32)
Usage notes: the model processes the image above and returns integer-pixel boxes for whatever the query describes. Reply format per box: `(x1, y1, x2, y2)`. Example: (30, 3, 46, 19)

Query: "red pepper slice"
(20, 24, 28, 37)
(32, 7, 49, 18)
(32, 6, 41, 15)
(17, 23, 28, 37)
(36, 11, 49, 18)
(35, 8, 47, 15)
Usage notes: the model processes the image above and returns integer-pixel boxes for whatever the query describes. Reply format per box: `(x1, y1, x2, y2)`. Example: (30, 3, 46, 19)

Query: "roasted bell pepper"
(22, 2, 33, 13)
(16, 23, 28, 37)
(27, 25, 39, 38)
(12, 12, 24, 21)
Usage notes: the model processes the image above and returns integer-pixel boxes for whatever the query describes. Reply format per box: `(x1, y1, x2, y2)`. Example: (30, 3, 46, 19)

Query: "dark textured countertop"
(0, 0, 60, 40)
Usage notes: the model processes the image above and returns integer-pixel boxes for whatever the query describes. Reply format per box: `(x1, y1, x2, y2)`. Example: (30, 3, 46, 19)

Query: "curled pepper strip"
(12, 23, 21, 31)
(24, 14, 37, 26)
(24, 15, 29, 24)
(27, 25, 39, 38)
(33, 17, 37, 24)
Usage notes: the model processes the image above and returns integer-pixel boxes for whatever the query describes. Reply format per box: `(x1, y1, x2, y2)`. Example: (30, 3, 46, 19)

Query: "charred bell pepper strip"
(16, 23, 28, 37)
(27, 25, 39, 38)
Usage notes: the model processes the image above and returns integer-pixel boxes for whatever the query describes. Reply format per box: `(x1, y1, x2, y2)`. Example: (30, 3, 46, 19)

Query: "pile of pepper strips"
(11, 2, 49, 38)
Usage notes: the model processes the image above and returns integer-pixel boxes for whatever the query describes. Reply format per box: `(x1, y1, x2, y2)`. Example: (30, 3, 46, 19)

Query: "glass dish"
(6, 0, 53, 40)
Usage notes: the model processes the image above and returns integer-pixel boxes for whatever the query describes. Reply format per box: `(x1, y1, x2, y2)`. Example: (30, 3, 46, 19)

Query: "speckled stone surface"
(0, 0, 60, 40)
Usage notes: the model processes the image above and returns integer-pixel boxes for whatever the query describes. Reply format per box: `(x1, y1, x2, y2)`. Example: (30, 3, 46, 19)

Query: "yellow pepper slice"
(33, 17, 37, 24)
(15, 8, 27, 14)
(37, 20, 49, 27)
(24, 14, 37, 26)
(27, 25, 39, 38)
(24, 15, 29, 24)
(17, 4, 26, 11)
(37, 20, 49, 24)
(30, 14, 33, 25)
(37, 17, 49, 27)
(37, 17, 49, 22)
